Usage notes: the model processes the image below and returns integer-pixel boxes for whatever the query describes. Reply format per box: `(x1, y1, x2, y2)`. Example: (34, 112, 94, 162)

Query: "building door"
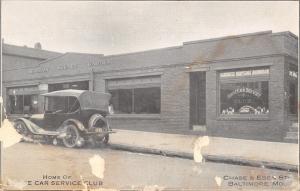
(190, 72, 206, 130)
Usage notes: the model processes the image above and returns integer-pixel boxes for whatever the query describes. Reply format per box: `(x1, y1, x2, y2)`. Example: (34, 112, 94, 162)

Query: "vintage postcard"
(0, 1, 299, 191)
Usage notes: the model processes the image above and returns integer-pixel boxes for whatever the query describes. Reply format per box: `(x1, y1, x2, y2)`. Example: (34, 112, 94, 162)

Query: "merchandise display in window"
(219, 67, 270, 116)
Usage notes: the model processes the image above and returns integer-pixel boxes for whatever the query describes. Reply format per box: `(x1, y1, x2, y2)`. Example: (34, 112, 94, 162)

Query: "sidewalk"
(109, 129, 299, 172)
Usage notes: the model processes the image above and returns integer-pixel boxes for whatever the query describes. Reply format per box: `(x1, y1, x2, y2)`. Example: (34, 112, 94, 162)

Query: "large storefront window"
(106, 76, 161, 114)
(9, 94, 39, 114)
(219, 67, 269, 116)
(109, 87, 161, 114)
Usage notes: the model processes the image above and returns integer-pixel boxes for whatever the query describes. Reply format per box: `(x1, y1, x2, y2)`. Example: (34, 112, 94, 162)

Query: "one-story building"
(2, 31, 298, 142)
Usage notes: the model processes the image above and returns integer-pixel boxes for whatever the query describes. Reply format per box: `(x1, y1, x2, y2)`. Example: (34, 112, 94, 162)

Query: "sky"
(1, 1, 299, 55)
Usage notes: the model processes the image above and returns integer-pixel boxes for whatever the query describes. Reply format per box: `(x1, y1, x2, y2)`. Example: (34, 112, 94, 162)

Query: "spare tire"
(88, 114, 110, 146)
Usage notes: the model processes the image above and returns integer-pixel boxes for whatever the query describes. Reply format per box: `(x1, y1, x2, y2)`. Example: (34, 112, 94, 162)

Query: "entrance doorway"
(190, 72, 206, 131)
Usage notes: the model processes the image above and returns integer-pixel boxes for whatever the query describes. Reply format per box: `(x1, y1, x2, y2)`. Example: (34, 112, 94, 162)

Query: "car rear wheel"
(62, 124, 80, 148)
(14, 120, 29, 137)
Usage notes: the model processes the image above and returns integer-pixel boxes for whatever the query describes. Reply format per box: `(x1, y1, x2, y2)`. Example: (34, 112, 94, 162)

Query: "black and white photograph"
(0, 1, 299, 190)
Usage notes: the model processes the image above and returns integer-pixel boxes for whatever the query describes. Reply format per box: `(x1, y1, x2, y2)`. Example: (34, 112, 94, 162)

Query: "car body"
(14, 89, 114, 148)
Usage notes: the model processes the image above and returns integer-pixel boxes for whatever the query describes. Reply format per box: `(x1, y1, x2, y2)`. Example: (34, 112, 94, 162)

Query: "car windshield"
(45, 96, 80, 113)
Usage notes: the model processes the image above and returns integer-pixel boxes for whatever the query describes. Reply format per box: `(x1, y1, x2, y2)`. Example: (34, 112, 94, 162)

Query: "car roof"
(42, 89, 111, 112)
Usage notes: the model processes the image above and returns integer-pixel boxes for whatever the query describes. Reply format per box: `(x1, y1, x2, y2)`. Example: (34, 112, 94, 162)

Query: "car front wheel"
(62, 124, 80, 148)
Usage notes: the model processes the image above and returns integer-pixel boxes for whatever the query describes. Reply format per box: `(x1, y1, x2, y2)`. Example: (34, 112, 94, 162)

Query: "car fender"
(14, 118, 41, 134)
(61, 119, 85, 132)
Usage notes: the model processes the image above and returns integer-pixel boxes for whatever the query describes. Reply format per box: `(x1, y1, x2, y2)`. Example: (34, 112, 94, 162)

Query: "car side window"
(45, 96, 67, 113)
(68, 97, 80, 113)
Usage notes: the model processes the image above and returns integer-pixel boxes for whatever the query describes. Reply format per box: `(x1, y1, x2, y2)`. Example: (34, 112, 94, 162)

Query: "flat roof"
(3, 43, 62, 60)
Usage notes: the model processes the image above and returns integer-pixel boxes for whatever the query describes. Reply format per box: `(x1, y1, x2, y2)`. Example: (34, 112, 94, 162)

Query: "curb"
(109, 143, 298, 173)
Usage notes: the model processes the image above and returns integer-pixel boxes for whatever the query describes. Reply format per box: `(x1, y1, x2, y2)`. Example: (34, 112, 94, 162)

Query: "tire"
(62, 124, 80, 148)
(14, 120, 29, 137)
(89, 114, 110, 145)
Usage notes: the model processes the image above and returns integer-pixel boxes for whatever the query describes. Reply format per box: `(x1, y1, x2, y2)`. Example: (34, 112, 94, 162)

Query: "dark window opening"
(109, 87, 160, 114)
(289, 83, 298, 115)
(9, 94, 38, 114)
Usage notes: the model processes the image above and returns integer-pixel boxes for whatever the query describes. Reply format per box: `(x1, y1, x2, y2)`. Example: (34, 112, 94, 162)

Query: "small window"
(68, 97, 80, 113)
(45, 97, 67, 113)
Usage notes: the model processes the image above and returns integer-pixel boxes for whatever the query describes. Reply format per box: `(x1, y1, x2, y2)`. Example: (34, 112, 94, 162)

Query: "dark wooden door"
(190, 72, 206, 128)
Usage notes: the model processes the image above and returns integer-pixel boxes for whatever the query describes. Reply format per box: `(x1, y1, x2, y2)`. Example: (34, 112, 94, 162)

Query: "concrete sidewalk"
(109, 129, 299, 172)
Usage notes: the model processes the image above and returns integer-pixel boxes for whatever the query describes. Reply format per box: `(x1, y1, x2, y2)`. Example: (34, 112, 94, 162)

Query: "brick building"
(2, 31, 298, 142)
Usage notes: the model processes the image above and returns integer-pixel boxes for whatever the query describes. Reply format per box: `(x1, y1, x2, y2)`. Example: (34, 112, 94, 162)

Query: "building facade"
(2, 31, 298, 142)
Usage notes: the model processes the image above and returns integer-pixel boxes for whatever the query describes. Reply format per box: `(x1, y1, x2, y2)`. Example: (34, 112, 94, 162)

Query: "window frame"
(217, 67, 270, 120)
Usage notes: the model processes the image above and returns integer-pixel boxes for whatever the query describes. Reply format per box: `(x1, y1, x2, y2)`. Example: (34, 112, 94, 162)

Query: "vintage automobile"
(13, 89, 114, 148)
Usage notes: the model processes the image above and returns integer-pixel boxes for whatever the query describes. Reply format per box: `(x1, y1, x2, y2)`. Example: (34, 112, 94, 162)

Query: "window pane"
(9, 95, 23, 114)
(109, 89, 133, 114)
(134, 87, 161, 114)
(68, 97, 80, 113)
(45, 97, 67, 113)
(220, 81, 269, 115)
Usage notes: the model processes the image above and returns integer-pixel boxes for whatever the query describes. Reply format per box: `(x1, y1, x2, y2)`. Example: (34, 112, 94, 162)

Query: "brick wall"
(160, 66, 190, 130)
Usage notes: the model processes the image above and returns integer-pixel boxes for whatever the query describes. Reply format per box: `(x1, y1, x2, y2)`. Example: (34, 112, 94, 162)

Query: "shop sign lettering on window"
(289, 71, 298, 78)
(220, 68, 269, 78)
(227, 87, 262, 99)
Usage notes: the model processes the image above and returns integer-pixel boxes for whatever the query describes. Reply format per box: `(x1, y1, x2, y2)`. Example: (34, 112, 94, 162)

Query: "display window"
(106, 76, 161, 114)
(219, 67, 269, 117)
(9, 94, 39, 114)
(109, 87, 161, 114)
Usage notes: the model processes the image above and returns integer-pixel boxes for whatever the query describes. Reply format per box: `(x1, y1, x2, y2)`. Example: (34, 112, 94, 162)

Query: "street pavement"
(1, 142, 298, 190)
(109, 129, 299, 171)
